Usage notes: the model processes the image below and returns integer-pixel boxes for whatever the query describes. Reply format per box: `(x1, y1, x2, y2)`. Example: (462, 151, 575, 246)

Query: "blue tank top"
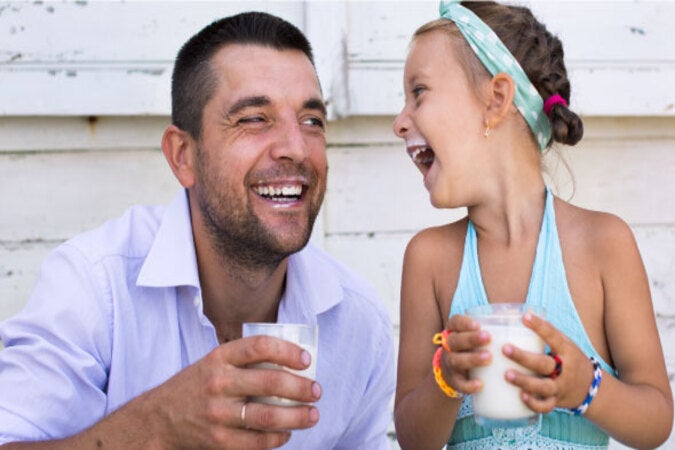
(447, 187, 616, 449)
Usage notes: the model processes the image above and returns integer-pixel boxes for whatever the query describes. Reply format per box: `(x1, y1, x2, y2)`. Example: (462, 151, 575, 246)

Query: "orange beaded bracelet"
(432, 329, 452, 353)
(432, 332, 463, 399)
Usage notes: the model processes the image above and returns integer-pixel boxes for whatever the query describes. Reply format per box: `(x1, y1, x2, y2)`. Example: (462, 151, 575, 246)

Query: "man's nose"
(270, 120, 308, 162)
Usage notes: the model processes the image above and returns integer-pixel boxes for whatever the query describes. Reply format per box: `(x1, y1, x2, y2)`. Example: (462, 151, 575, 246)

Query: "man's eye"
(238, 116, 266, 124)
(302, 117, 325, 129)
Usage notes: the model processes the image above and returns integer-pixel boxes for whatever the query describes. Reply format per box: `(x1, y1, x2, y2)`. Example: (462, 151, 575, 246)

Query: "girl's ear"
(484, 72, 517, 130)
(161, 125, 197, 188)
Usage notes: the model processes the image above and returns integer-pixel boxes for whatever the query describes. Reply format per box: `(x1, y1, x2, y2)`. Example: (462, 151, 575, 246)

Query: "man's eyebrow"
(304, 98, 327, 118)
(227, 96, 270, 116)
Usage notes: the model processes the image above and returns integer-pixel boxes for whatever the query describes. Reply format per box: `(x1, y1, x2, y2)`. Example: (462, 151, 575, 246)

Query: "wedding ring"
(240, 401, 248, 428)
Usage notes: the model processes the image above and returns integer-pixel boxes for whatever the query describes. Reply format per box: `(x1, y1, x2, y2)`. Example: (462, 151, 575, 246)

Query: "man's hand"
(0, 335, 322, 450)
(143, 334, 322, 449)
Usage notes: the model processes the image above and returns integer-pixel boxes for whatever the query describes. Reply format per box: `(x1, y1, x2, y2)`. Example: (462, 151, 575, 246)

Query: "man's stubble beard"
(193, 154, 326, 274)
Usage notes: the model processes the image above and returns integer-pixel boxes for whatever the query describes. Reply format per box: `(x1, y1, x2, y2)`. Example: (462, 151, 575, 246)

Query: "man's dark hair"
(171, 11, 315, 139)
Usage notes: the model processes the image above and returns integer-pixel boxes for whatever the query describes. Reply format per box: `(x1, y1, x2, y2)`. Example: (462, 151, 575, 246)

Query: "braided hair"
(415, 1, 583, 147)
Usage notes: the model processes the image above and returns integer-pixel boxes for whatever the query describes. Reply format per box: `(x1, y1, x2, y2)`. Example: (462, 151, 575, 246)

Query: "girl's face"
(393, 29, 489, 208)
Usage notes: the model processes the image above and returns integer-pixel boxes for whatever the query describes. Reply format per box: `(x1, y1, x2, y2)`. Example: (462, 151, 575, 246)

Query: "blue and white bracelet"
(569, 356, 602, 416)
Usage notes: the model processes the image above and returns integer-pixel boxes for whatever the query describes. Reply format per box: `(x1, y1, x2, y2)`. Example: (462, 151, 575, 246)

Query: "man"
(0, 12, 395, 449)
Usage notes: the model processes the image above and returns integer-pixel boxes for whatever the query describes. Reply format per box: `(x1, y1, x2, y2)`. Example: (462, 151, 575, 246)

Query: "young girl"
(393, 1, 673, 449)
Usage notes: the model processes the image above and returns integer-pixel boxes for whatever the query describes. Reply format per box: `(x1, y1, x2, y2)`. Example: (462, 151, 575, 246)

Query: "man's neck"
(197, 240, 289, 343)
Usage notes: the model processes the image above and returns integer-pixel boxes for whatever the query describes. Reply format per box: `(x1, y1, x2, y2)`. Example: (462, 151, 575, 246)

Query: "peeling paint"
(87, 115, 98, 136)
(126, 68, 164, 76)
(629, 26, 646, 36)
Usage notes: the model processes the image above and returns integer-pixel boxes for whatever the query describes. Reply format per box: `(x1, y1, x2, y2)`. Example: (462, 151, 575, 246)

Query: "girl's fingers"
(446, 329, 491, 354)
(521, 390, 557, 414)
(445, 347, 491, 372)
(503, 344, 558, 377)
(506, 370, 558, 398)
(441, 363, 483, 395)
(522, 312, 567, 353)
(506, 369, 559, 413)
(447, 314, 480, 333)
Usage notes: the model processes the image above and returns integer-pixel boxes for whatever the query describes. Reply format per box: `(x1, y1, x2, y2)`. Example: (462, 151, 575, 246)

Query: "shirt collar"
(279, 244, 343, 325)
(137, 190, 200, 288)
(137, 190, 344, 319)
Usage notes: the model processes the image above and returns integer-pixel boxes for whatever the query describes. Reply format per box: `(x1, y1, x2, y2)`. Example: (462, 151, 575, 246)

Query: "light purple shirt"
(0, 190, 395, 449)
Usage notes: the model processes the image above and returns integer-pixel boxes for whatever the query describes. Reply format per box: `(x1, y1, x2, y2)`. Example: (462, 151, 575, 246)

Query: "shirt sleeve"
(0, 243, 112, 442)
(335, 309, 396, 450)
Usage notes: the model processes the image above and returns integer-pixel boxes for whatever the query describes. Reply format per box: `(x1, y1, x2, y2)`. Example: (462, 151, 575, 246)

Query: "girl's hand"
(439, 314, 492, 396)
(502, 311, 597, 413)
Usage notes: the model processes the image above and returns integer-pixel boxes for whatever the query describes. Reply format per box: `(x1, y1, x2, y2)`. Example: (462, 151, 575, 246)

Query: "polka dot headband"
(439, 0, 552, 150)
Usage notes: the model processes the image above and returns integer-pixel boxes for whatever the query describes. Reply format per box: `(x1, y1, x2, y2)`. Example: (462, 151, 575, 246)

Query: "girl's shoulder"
(407, 217, 469, 254)
(554, 197, 638, 261)
(404, 217, 469, 273)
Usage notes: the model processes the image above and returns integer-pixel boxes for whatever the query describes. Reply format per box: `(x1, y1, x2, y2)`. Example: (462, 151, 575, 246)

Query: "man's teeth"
(253, 184, 302, 201)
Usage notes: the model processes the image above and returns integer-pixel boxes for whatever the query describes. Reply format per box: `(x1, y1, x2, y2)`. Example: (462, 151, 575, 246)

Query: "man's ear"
(484, 72, 517, 129)
(162, 124, 197, 188)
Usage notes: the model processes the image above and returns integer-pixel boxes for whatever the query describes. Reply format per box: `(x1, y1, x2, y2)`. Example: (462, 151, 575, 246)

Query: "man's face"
(192, 44, 327, 268)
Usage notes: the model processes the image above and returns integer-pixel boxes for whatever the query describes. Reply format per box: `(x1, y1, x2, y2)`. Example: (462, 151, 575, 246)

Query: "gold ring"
(240, 402, 248, 428)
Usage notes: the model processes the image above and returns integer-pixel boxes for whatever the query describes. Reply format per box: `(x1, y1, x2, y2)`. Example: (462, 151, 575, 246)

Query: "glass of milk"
(467, 303, 545, 428)
(242, 322, 318, 406)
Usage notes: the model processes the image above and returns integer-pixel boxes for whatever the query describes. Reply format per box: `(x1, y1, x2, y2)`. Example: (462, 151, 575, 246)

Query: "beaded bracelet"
(432, 347, 463, 398)
(569, 356, 602, 416)
(432, 329, 452, 353)
(431, 331, 463, 399)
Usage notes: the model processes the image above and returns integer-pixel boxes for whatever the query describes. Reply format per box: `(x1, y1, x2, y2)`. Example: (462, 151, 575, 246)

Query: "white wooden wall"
(1, 2, 674, 448)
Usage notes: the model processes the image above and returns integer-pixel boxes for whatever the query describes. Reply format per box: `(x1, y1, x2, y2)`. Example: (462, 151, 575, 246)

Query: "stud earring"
(484, 126, 491, 138)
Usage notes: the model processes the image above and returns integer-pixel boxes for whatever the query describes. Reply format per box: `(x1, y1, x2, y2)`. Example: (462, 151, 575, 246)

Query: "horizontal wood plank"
(0, 149, 179, 241)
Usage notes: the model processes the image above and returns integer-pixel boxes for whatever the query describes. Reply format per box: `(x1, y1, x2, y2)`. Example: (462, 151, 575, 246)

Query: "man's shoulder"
(63, 203, 166, 264)
(297, 243, 390, 325)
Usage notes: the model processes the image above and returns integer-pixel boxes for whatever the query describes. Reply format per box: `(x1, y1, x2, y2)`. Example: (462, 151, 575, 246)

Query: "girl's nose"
(393, 108, 410, 138)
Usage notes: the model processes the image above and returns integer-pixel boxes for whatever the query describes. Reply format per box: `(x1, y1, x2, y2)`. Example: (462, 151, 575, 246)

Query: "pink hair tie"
(543, 94, 568, 116)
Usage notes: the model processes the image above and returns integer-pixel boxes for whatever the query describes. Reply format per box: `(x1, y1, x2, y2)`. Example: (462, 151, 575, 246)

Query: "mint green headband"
(439, 0, 551, 150)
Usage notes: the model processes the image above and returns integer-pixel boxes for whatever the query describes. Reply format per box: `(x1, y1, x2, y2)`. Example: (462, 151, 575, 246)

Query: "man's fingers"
(243, 402, 320, 431)
(247, 367, 321, 404)
(227, 335, 311, 371)
(218, 428, 292, 450)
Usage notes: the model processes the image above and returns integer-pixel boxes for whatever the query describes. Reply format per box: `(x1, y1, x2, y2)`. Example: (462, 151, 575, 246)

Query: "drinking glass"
(467, 303, 545, 428)
(242, 322, 318, 406)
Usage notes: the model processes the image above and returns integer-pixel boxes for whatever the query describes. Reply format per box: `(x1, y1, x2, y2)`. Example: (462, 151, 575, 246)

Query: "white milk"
(242, 323, 318, 406)
(471, 324, 544, 423)
(250, 345, 318, 406)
